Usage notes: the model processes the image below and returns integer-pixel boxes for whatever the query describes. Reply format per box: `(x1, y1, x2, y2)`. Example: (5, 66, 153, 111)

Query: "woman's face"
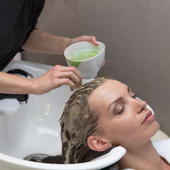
(89, 79, 159, 149)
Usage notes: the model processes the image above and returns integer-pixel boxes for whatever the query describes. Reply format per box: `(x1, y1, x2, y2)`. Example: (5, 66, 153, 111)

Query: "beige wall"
(22, 0, 170, 136)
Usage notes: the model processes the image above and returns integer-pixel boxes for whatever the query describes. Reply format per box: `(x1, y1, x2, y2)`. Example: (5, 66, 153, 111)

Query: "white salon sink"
(0, 61, 73, 169)
(0, 61, 126, 170)
(1, 61, 73, 157)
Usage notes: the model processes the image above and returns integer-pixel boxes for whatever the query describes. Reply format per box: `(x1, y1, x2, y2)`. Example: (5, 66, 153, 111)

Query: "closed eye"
(117, 105, 125, 115)
(117, 94, 137, 115)
(132, 94, 138, 98)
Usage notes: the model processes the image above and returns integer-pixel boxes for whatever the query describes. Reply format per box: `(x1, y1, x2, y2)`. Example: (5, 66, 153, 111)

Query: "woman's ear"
(87, 136, 112, 152)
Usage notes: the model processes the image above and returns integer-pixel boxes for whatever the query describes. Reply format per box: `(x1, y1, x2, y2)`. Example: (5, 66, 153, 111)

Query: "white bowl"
(64, 41, 105, 81)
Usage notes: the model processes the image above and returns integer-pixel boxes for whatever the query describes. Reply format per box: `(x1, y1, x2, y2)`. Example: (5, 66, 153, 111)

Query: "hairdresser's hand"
(32, 65, 82, 95)
(70, 35, 99, 46)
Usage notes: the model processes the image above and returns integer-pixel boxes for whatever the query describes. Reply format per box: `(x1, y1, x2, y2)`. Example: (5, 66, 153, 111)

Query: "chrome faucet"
(0, 69, 34, 104)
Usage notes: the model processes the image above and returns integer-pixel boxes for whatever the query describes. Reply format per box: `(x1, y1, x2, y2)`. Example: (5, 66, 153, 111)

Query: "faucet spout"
(0, 69, 33, 104)
(0, 93, 29, 104)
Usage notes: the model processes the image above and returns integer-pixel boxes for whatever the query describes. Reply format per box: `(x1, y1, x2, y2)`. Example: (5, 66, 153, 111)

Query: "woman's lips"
(142, 111, 154, 125)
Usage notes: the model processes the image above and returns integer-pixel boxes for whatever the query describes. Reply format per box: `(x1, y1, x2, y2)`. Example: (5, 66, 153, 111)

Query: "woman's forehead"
(89, 80, 127, 109)
(92, 79, 126, 96)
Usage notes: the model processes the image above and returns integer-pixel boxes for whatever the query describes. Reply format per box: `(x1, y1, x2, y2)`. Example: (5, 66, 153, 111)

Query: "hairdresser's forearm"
(22, 29, 71, 55)
(0, 72, 35, 94)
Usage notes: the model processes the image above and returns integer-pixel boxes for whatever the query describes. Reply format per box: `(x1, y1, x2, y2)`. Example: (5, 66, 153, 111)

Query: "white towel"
(153, 138, 170, 164)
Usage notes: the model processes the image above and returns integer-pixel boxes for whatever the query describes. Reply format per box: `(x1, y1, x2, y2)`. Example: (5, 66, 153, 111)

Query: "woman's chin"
(150, 121, 160, 138)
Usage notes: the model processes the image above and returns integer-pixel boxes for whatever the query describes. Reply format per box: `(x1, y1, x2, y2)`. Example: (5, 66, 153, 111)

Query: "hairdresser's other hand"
(32, 65, 82, 95)
(70, 35, 99, 46)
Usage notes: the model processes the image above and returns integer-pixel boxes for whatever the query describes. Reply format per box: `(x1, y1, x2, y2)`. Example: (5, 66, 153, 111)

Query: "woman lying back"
(60, 77, 170, 170)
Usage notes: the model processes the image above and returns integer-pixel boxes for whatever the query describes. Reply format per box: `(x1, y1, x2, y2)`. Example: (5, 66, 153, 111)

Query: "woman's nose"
(135, 99, 147, 114)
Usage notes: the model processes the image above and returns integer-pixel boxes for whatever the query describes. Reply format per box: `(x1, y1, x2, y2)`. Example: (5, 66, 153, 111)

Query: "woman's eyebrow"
(108, 86, 129, 111)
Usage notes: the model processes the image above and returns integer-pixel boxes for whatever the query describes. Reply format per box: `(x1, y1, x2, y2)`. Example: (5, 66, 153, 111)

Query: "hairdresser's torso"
(0, 0, 45, 70)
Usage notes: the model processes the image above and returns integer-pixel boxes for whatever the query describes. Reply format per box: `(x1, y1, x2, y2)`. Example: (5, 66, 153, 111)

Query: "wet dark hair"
(60, 77, 106, 164)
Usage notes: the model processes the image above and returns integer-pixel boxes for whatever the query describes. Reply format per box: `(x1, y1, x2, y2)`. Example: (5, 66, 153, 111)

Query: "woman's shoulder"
(109, 139, 170, 170)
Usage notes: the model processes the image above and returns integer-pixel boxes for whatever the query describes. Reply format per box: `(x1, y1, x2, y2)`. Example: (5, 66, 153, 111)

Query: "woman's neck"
(119, 140, 169, 170)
